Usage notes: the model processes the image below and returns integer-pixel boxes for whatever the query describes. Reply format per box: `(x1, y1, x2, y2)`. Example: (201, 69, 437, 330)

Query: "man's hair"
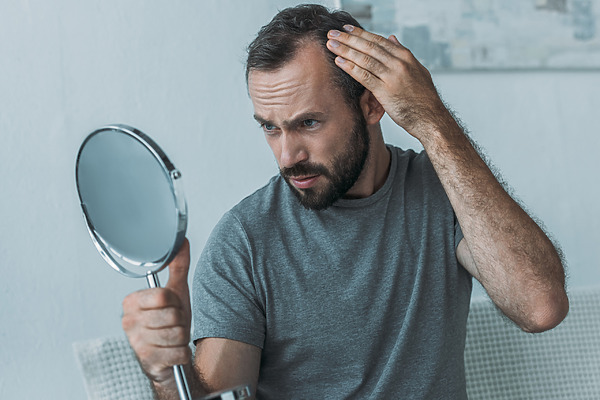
(246, 4, 366, 111)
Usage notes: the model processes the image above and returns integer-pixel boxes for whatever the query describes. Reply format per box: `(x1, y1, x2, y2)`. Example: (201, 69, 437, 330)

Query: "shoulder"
(198, 174, 294, 274)
(388, 145, 438, 181)
(207, 175, 292, 243)
(229, 174, 290, 221)
(388, 145, 448, 201)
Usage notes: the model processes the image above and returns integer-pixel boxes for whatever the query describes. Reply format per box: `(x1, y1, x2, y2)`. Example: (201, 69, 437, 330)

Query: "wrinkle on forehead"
(249, 77, 308, 107)
(248, 42, 334, 109)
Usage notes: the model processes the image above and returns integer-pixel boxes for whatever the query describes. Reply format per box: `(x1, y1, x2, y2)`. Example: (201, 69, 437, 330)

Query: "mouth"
(289, 174, 320, 189)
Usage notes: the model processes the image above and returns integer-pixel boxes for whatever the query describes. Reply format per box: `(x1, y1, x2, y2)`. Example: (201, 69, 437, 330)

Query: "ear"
(359, 90, 385, 126)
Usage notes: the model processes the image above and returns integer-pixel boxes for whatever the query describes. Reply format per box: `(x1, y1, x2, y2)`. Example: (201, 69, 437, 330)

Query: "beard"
(280, 113, 370, 211)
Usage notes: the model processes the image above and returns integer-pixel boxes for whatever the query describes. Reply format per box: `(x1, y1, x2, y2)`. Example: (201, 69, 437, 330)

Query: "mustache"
(280, 162, 330, 179)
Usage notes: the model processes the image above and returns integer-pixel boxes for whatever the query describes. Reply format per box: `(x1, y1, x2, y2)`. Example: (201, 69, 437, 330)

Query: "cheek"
(316, 129, 349, 160)
(265, 136, 282, 166)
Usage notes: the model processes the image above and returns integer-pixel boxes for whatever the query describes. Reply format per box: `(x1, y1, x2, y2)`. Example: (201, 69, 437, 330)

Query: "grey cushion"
(465, 287, 600, 399)
(73, 336, 155, 399)
(74, 287, 600, 399)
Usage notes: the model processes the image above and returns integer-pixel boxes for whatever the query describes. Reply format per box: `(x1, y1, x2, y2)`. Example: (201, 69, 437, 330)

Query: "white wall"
(383, 69, 600, 297)
(0, 0, 597, 398)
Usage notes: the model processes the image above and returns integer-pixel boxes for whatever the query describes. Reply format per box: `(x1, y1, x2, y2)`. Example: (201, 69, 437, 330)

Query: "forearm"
(323, 25, 568, 330)
(152, 337, 261, 400)
(419, 106, 568, 332)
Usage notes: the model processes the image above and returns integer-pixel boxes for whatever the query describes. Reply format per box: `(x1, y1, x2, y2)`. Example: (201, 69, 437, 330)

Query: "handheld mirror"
(75, 124, 191, 400)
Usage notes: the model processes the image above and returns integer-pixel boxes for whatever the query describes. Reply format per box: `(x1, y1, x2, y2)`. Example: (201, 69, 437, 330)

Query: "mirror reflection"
(76, 125, 186, 276)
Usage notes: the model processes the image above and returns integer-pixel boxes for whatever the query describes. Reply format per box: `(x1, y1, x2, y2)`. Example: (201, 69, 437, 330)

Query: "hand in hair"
(327, 25, 569, 335)
(326, 25, 451, 146)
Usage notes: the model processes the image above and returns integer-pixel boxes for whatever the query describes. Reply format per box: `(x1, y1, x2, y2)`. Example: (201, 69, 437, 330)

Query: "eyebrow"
(253, 112, 326, 129)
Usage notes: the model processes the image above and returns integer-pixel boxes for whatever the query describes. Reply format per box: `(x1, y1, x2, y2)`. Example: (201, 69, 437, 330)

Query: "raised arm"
(326, 25, 568, 333)
(122, 239, 261, 399)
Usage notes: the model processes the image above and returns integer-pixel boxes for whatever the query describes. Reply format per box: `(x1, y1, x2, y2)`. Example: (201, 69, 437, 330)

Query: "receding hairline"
(245, 28, 335, 77)
(247, 38, 348, 99)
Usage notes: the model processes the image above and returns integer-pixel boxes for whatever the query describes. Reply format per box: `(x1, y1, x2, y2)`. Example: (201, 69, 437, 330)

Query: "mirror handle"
(146, 272, 193, 400)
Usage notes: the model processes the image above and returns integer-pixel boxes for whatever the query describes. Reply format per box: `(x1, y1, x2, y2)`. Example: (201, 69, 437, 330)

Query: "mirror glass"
(76, 125, 186, 278)
(75, 125, 248, 400)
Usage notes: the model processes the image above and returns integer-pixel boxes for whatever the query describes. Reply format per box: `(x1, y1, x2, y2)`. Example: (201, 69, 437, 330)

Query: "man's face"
(248, 42, 370, 210)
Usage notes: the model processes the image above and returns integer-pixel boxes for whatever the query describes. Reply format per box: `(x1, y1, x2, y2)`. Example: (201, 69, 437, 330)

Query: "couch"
(74, 286, 600, 399)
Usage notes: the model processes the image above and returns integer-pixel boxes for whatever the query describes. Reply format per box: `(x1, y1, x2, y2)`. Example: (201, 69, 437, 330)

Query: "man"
(122, 5, 568, 399)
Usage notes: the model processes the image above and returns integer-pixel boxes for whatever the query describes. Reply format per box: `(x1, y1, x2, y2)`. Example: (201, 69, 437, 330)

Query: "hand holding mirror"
(75, 125, 250, 400)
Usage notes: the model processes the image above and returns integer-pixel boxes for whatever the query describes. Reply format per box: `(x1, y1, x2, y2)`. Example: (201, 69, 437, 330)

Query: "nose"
(279, 132, 308, 169)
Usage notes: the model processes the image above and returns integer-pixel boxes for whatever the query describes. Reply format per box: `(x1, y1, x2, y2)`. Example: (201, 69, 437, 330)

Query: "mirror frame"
(75, 124, 187, 278)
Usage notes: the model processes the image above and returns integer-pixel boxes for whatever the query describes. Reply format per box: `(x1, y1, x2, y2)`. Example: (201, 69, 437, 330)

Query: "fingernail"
(343, 25, 354, 32)
(329, 29, 341, 37)
(336, 56, 346, 64)
(329, 40, 340, 48)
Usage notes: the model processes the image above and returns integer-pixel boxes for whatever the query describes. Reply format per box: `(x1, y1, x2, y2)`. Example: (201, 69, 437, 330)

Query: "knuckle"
(136, 345, 153, 361)
(121, 313, 136, 331)
(365, 56, 379, 72)
(373, 36, 387, 48)
(361, 54, 372, 67)
(145, 365, 162, 379)
(122, 293, 137, 311)
(365, 40, 379, 51)
(359, 68, 372, 83)
(395, 60, 409, 75)
(130, 337, 150, 360)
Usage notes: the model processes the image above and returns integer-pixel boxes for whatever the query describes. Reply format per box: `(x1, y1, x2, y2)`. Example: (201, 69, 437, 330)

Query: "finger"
(331, 55, 382, 93)
(327, 27, 396, 68)
(123, 287, 182, 311)
(340, 24, 409, 57)
(146, 325, 190, 348)
(122, 306, 183, 332)
(141, 307, 188, 329)
(388, 34, 401, 45)
(126, 319, 190, 347)
(326, 37, 390, 79)
(165, 238, 191, 300)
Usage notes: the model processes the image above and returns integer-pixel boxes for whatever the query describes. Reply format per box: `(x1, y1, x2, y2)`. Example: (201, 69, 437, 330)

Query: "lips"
(290, 175, 320, 189)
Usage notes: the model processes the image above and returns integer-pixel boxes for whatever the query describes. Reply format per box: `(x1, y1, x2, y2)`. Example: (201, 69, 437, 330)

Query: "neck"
(343, 124, 391, 199)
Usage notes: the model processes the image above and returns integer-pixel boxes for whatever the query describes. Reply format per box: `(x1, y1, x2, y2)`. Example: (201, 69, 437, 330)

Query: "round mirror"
(75, 124, 250, 400)
(75, 124, 187, 278)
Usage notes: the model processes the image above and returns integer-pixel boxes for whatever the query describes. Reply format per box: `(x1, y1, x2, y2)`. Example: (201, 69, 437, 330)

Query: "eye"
(302, 119, 319, 128)
(261, 123, 278, 133)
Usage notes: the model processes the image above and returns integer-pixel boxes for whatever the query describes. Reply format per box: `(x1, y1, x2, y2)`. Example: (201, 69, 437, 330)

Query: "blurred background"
(1, 0, 598, 398)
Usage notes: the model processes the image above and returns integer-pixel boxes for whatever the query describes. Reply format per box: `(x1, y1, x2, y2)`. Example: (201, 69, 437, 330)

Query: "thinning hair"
(246, 4, 366, 111)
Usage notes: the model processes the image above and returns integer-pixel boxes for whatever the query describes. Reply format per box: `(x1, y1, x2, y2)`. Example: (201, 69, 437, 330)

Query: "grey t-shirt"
(192, 146, 472, 399)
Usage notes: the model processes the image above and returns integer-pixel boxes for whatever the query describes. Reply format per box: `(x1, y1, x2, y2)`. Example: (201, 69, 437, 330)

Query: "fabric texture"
(73, 336, 155, 400)
(72, 288, 600, 399)
(464, 287, 600, 399)
(192, 146, 472, 399)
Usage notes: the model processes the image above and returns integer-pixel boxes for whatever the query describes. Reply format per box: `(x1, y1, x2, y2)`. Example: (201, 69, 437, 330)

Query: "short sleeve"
(454, 216, 464, 250)
(191, 211, 265, 349)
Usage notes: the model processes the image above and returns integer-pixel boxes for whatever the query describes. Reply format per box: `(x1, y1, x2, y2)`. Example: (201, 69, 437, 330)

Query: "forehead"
(247, 43, 345, 120)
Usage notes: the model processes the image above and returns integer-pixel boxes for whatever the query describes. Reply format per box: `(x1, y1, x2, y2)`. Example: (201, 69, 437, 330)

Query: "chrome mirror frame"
(75, 124, 187, 278)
